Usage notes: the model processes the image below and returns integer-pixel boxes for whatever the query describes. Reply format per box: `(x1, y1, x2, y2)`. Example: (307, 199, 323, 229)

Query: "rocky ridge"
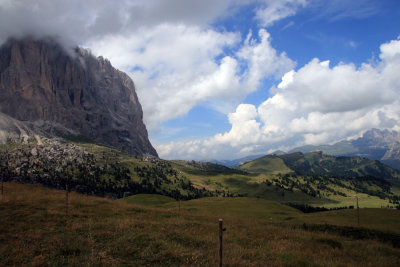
(0, 138, 212, 199)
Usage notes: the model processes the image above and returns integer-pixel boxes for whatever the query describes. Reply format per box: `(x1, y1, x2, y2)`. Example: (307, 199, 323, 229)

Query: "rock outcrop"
(0, 37, 157, 157)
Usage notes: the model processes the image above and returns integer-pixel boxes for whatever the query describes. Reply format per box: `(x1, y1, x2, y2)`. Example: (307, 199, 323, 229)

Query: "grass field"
(238, 155, 293, 175)
(120, 194, 176, 206)
(1, 182, 400, 266)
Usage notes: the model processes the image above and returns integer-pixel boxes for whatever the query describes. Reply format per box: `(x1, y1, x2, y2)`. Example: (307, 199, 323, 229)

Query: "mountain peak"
(0, 37, 158, 157)
(353, 128, 400, 150)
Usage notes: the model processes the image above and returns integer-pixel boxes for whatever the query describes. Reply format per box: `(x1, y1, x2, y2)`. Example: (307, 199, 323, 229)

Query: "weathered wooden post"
(219, 218, 226, 267)
(1, 153, 8, 196)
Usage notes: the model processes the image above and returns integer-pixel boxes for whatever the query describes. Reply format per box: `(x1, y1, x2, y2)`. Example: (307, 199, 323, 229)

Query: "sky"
(1, 0, 400, 160)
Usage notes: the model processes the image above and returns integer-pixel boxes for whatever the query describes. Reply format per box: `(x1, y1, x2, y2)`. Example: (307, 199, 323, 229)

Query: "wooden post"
(65, 184, 69, 218)
(356, 195, 360, 226)
(219, 219, 223, 267)
(4, 153, 8, 196)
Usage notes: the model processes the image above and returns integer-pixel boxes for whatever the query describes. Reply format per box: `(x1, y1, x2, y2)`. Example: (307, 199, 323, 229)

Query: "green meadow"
(1, 182, 400, 266)
(120, 194, 176, 206)
(2, 141, 400, 266)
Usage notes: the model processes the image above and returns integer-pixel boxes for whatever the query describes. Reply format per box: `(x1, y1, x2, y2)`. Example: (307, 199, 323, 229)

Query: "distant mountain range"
(211, 129, 400, 170)
(238, 150, 400, 179)
(288, 129, 400, 170)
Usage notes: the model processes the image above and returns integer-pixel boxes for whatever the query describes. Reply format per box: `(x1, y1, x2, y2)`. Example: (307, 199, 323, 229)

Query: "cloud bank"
(158, 38, 400, 159)
(0, 0, 233, 46)
(0, 0, 303, 132)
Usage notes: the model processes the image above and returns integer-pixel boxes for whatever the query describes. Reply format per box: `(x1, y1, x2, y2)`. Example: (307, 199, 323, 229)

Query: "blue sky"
(1, 0, 400, 160)
(147, 0, 400, 159)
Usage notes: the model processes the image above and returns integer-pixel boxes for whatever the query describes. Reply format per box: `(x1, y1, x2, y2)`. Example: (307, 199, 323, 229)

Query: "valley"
(2, 137, 400, 210)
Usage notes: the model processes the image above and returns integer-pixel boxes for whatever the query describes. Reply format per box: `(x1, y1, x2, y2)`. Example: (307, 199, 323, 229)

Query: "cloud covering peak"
(0, 0, 233, 45)
(0, 0, 300, 131)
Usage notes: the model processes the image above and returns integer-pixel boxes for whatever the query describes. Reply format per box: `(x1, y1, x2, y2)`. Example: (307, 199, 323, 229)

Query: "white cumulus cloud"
(158, 38, 400, 160)
(255, 0, 308, 26)
(88, 27, 294, 131)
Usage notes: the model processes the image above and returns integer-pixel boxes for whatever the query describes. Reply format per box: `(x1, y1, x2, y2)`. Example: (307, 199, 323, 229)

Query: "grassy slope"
(172, 161, 321, 203)
(319, 187, 389, 208)
(1, 182, 400, 266)
(168, 156, 399, 208)
(222, 175, 321, 202)
(79, 143, 150, 181)
(1, 141, 213, 200)
(238, 155, 293, 174)
(120, 194, 176, 206)
(292, 151, 400, 178)
(233, 152, 400, 208)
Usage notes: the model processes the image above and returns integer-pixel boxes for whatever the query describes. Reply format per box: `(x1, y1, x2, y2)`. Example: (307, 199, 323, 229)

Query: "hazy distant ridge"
(289, 129, 400, 170)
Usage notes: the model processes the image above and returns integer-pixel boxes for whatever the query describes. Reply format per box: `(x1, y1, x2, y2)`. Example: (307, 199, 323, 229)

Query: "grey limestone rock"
(0, 37, 158, 157)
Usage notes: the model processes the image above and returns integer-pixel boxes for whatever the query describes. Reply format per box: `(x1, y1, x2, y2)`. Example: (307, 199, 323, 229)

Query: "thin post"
(219, 219, 223, 267)
(2, 155, 7, 196)
(65, 184, 69, 218)
(4, 153, 8, 196)
(356, 195, 360, 226)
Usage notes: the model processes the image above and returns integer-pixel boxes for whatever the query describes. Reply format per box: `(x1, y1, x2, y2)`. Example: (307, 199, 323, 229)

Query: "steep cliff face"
(0, 37, 158, 157)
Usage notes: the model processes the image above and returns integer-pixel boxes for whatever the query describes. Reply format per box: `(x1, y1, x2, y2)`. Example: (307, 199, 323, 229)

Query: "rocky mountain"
(289, 129, 400, 170)
(381, 142, 400, 169)
(0, 37, 157, 157)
